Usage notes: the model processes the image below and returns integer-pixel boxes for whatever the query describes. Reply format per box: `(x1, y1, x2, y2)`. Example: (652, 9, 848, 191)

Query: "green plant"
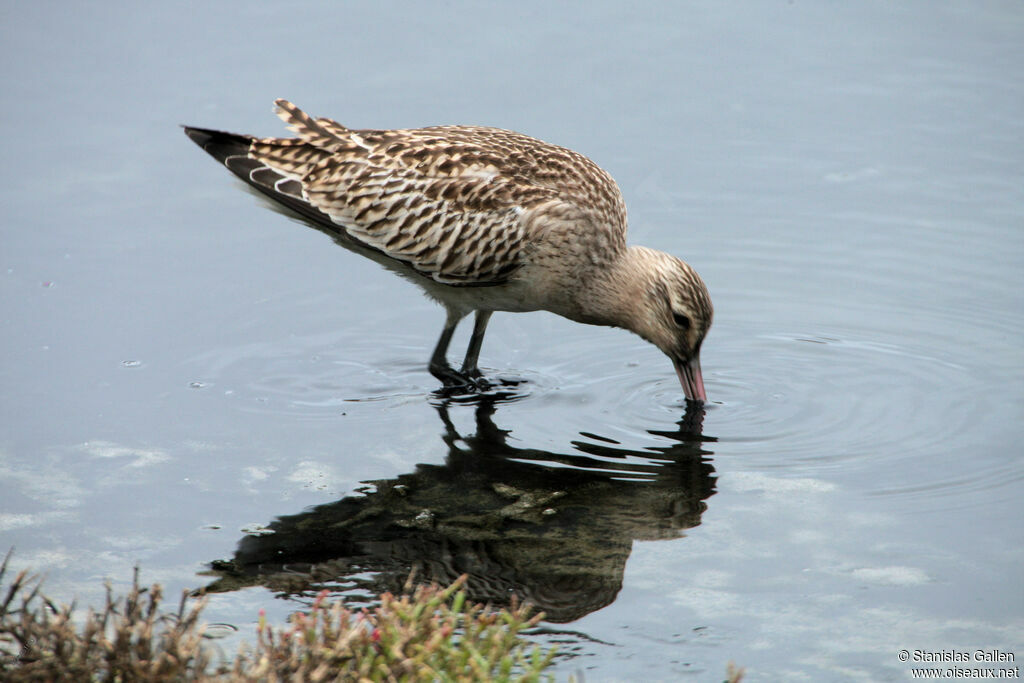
(0, 552, 556, 682)
(236, 576, 554, 682)
(1, 552, 743, 681)
(0, 557, 215, 680)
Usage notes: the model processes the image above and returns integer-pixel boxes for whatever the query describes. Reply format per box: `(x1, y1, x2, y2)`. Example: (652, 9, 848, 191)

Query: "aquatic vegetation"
(241, 576, 556, 682)
(0, 553, 556, 681)
(0, 552, 747, 681)
(0, 559, 214, 680)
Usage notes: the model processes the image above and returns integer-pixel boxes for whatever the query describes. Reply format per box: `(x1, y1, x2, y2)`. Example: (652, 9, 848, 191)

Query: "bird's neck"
(570, 246, 654, 330)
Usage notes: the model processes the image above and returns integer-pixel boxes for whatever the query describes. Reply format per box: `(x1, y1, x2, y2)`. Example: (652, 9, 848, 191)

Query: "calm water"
(3, 3, 1023, 680)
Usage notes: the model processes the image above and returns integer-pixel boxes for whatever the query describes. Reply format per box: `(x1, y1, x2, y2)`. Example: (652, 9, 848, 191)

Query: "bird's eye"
(672, 311, 691, 330)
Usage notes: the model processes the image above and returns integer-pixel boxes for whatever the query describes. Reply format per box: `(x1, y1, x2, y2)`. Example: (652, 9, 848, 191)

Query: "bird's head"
(623, 248, 713, 403)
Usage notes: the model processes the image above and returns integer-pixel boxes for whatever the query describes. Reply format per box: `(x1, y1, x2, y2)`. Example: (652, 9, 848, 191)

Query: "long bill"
(673, 355, 707, 404)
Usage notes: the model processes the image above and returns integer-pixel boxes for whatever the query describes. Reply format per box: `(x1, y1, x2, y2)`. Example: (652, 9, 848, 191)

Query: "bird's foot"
(459, 367, 491, 388)
(430, 364, 491, 394)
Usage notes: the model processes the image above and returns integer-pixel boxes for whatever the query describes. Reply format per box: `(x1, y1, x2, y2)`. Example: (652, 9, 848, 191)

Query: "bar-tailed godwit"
(184, 100, 712, 402)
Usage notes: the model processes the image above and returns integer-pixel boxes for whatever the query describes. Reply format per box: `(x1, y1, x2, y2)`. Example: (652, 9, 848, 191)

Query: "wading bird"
(184, 100, 712, 401)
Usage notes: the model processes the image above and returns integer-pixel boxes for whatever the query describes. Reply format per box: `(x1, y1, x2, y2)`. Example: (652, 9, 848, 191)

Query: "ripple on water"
(689, 211, 1023, 509)
(181, 330, 571, 420)
(181, 309, 1019, 508)
(499, 338, 710, 449)
(184, 334, 423, 418)
(701, 326, 1020, 508)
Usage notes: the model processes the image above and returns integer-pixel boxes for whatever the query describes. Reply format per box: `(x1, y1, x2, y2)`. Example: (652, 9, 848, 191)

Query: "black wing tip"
(182, 125, 253, 164)
(182, 125, 216, 147)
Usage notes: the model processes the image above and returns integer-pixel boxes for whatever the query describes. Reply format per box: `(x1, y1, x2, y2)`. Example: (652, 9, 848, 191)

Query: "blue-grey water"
(2, 2, 1023, 680)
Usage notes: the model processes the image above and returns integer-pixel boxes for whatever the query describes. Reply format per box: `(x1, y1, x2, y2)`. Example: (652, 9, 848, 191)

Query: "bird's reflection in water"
(201, 396, 716, 623)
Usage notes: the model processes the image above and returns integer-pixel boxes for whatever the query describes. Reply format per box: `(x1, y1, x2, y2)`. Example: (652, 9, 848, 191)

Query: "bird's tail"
(182, 125, 338, 235)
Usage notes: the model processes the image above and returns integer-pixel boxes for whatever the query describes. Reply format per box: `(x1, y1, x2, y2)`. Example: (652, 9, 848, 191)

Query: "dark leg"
(428, 309, 468, 386)
(460, 310, 492, 378)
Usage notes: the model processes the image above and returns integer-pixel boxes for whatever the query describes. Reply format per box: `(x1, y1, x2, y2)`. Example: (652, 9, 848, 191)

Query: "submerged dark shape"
(199, 399, 716, 623)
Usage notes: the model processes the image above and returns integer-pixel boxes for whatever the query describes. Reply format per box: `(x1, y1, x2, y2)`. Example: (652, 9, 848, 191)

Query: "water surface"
(2, 2, 1023, 680)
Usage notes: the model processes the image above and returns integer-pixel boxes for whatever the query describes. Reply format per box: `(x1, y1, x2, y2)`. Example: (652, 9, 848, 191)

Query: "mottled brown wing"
(247, 99, 626, 285)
